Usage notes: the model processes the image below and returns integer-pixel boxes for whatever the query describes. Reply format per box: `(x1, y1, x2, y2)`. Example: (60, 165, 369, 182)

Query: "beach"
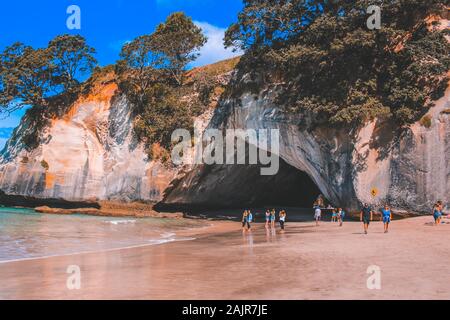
(0, 215, 449, 300)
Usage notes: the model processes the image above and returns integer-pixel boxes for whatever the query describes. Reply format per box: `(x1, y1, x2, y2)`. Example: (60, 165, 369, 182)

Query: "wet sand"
(0, 216, 449, 300)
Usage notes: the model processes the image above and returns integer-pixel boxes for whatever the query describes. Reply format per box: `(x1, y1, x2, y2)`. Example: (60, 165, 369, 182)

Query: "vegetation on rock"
(0, 34, 97, 150)
(117, 12, 226, 161)
(225, 0, 450, 128)
(40, 159, 49, 171)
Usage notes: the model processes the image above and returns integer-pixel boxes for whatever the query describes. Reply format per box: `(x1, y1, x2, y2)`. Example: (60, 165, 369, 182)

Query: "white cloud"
(192, 21, 242, 67)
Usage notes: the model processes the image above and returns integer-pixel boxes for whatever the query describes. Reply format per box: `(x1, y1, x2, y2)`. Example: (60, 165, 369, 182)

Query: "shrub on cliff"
(225, 0, 450, 127)
(0, 35, 97, 114)
(152, 12, 207, 86)
(116, 12, 208, 161)
(40, 160, 49, 171)
(117, 12, 207, 96)
(133, 83, 193, 154)
(0, 35, 97, 149)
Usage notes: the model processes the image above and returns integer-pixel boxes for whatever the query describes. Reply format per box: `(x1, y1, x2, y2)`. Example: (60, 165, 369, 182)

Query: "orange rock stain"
(45, 172, 56, 190)
(56, 82, 118, 124)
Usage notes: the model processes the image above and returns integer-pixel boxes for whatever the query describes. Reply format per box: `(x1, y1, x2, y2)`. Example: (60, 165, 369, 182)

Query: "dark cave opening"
(225, 157, 323, 208)
(158, 156, 324, 212)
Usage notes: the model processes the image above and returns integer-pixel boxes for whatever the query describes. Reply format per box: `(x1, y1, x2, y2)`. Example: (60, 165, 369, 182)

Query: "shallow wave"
(0, 207, 208, 263)
(104, 219, 137, 225)
(0, 236, 197, 264)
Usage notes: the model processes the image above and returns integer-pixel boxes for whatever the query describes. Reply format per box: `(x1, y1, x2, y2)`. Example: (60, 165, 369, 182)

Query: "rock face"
(0, 57, 448, 213)
(161, 75, 450, 214)
(159, 17, 450, 215)
(0, 56, 236, 204)
(0, 81, 179, 202)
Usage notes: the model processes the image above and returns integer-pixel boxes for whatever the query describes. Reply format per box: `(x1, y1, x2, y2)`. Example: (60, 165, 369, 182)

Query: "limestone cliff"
(0, 55, 236, 203)
(161, 75, 450, 214)
(0, 79, 177, 202)
(0, 37, 448, 213)
(160, 17, 450, 214)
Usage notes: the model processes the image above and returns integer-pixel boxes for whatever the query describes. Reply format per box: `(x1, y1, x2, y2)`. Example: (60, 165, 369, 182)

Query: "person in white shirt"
(279, 210, 287, 231)
(314, 206, 321, 226)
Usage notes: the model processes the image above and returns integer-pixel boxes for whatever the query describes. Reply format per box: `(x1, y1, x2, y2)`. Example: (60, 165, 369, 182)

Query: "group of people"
(313, 203, 392, 234)
(360, 201, 448, 234)
(315, 206, 346, 227)
(241, 199, 447, 234)
(241, 209, 287, 232)
(359, 203, 393, 234)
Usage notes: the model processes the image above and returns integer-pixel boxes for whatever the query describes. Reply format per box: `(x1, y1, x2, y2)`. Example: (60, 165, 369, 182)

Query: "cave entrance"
(158, 152, 326, 213)
(232, 157, 322, 208)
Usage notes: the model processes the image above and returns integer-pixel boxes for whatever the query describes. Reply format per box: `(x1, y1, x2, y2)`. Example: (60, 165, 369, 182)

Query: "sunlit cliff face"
(161, 77, 450, 213)
(0, 75, 180, 202)
(0, 45, 448, 213)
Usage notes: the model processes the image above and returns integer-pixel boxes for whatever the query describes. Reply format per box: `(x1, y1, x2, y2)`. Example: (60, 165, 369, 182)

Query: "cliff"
(161, 72, 450, 214)
(0, 58, 238, 203)
(0, 79, 171, 201)
(0, 31, 449, 214)
(160, 17, 450, 214)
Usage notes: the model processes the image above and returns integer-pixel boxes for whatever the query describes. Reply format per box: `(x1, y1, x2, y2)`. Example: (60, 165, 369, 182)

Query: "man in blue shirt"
(381, 205, 392, 233)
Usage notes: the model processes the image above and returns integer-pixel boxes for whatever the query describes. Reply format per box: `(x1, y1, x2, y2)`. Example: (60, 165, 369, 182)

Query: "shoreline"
(0, 219, 237, 266)
(1, 216, 449, 299)
(33, 205, 184, 219)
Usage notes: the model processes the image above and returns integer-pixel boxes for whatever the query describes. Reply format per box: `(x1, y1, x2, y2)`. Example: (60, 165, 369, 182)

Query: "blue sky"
(0, 0, 243, 147)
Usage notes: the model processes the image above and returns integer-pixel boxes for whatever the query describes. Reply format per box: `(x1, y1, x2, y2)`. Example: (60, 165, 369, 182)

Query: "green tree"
(152, 12, 207, 85)
(117, 12, 208, 161)
(223, 0, 352, 52)
(225, 0, 450, 127)
(48, 34, 97, 90)
(133, 83, 193, 154)
(0, 35, 97, 149)
(0, 35, 97, 116)
(117, 35, 167, 109)
(0, 43, 53, 114)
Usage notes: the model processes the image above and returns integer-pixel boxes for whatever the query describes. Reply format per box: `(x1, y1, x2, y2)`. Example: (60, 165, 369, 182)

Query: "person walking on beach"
(337, 208, 345, 227)
(242, 210, 251, 231)
(265, 210, 271, 229)
(279, 210, 287, 232)
(314, 206, 321, 226)
(331, 209, 337, 223)
(381, 205, 392, 233)
(360, 203, 373, 234)
(432, 201, 443, 225)
(270, 209, 276, 228)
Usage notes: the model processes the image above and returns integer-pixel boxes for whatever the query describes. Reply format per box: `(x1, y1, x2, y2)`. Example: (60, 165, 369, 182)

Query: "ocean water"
(0, 207, 208, 263)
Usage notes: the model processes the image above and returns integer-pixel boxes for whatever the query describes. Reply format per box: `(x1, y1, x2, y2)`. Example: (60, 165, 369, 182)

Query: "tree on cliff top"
(152, 12, 207, 86)
(0, 35, 97, 150)
(117, 12, 207, 111)
(119, 12, 207, 89)
(48, 34, 97, 91)
(225, 0, 450, 127)
(116, 12, 208, 160)
(0, 43, 53, 114)
(0, 35, 97, 116)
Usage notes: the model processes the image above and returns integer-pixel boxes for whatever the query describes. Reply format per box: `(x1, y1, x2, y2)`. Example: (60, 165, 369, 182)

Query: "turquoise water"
(0, 207, 208, 262)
